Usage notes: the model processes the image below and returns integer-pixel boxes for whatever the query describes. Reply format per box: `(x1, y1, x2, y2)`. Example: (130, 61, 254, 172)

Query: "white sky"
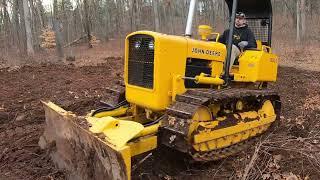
(42, 0, 76, 11)
(42, 0, 53, 9)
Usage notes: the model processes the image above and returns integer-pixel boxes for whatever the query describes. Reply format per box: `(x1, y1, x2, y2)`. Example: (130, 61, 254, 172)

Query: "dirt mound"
(0, 62, 319, 179)
(0, 58, 123, 180)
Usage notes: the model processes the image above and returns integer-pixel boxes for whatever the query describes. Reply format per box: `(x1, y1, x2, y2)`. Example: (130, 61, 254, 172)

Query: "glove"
(238, 41, 248, 49)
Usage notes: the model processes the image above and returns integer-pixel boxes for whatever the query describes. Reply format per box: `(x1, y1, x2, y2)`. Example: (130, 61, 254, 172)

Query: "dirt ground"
(0, 42, 320, 180)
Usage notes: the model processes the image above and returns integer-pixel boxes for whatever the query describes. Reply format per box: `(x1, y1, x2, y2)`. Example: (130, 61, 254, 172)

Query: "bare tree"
(301, 0, 306, 40)
(18, 0, 27, 53)
(23, 0, 34, 55)
(53, 0, 64, 58)
(2, 0, 11, 48)
(296, 0, 306, 43)
(153, 0, 160, 31)
(83, 0, 92, 48)
(12, 0, 21, 52)
(35, 0, 45, 28)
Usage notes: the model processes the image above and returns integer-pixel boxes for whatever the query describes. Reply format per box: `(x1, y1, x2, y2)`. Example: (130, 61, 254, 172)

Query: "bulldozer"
(39, 0, 281, 179)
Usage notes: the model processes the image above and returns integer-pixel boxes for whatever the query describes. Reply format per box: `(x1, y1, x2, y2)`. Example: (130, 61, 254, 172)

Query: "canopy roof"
(225, 0, 272, 18)
(223, 0, 273, 46)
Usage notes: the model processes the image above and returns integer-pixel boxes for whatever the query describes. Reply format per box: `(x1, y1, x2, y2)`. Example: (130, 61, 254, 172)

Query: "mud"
(0, 61, 319, 179)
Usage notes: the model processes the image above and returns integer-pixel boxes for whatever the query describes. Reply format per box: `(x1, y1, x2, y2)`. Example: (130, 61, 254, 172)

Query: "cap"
(236, 12, 246, 18)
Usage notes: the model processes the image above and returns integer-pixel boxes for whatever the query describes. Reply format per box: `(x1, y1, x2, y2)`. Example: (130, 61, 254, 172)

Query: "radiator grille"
(128, 35, 155, 89)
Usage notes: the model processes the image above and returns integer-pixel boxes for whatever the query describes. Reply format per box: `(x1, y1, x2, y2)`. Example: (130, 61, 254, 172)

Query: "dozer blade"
(39, 101, 132, 180)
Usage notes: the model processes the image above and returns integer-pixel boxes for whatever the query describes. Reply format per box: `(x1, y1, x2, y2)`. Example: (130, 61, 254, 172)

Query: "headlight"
(134, 41, 141, 49)
(148, 41, 154, 50)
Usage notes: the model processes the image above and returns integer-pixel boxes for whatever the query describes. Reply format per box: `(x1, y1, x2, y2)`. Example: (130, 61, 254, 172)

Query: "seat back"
(256, 40, 262, 50)
(246, 18, 270, 46)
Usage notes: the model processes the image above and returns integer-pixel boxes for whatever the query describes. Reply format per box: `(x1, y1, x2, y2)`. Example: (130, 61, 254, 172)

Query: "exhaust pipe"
(185, 0, 197, 36)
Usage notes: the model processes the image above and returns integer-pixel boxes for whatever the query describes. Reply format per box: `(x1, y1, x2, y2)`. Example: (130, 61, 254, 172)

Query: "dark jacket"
(218, 25, 257, 49)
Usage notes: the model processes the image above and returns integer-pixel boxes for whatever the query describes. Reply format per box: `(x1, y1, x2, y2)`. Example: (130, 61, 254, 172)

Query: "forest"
(0, 0, 319, 58)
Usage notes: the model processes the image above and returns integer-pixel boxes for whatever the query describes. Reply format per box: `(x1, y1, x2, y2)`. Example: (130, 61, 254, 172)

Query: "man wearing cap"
(219, 12, 257, 69)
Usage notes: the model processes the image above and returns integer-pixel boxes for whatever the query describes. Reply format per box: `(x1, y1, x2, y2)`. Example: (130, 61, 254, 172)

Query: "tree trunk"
(35, 0, 45, 28)
(165, 2, 174, 34)
(12, 0, 20, 52)
(2, 0, 11, 48)
(209, 0, 215, 26)
(76, 0, 84, 35)
(301, 0, 306, 40)
(115, 0, 123, 35)
(104, 1, 110, 41)
(30, 0, 40, 51)
(134, 0, 140, 31)
(18, 0, 27, 54)
(130, 0, 136, 31)
(153, 0, 160, 31)
(23, 0, 34, 55)
(296, 0, 301, 43)
(83, 0, 92, 48)
(53, 0, 64, 58)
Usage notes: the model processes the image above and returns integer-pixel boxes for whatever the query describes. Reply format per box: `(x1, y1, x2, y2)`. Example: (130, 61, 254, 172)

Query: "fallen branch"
(242, 142, 262, 180)
(132, 152, 153, 172)
(63, 35, 87, 48)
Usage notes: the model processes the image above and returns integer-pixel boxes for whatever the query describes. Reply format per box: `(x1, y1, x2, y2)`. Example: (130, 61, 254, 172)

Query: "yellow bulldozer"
(39, 0, 281, 179)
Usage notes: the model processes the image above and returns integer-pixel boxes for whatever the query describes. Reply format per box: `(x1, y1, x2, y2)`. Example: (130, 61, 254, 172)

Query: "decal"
(192, 48, 221, 57)
(233, 35, 241, 40)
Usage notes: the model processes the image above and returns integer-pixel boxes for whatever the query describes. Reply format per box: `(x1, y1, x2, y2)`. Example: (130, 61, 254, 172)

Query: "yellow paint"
(188, 106, 213, 140)
(258, 100, 275, 117)
(124, 31, 279, 113)
(195, 73, 224, 85)
(236, 100, 244, 111)
(125, 31, 187, 111)
(128, 136, 157, 156)
(198, 25, 213, 40)
(197, 25, 220, 41)
(194, 115, 275, 144)
(193, 124, 270, 152)
(198, 121, 219, 129)
(233, 49, 279, 82)
(211, 32, 220, 42)
(238, 111, 259, 120)
(118, 146, 131, 180)
(135, 123, 160, 138)
(211, 61, 224, 77)
(171, 75, 186, 102)
(193, 100, 276, 145)
(87, 116, 159, 179)
(88, 116, 144, 148)
(256, 40, 262, 50)
(125, 31, 226, 111)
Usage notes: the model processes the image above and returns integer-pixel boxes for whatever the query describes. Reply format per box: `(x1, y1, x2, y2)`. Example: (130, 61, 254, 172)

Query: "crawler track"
(160, 88, 281, 161)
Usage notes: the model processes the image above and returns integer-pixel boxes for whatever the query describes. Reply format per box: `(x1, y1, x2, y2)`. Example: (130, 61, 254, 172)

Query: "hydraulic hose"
(91, 100, 129, 117)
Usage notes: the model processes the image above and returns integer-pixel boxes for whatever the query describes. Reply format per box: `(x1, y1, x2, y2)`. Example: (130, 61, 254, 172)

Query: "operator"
(218, 12, 257, 69)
